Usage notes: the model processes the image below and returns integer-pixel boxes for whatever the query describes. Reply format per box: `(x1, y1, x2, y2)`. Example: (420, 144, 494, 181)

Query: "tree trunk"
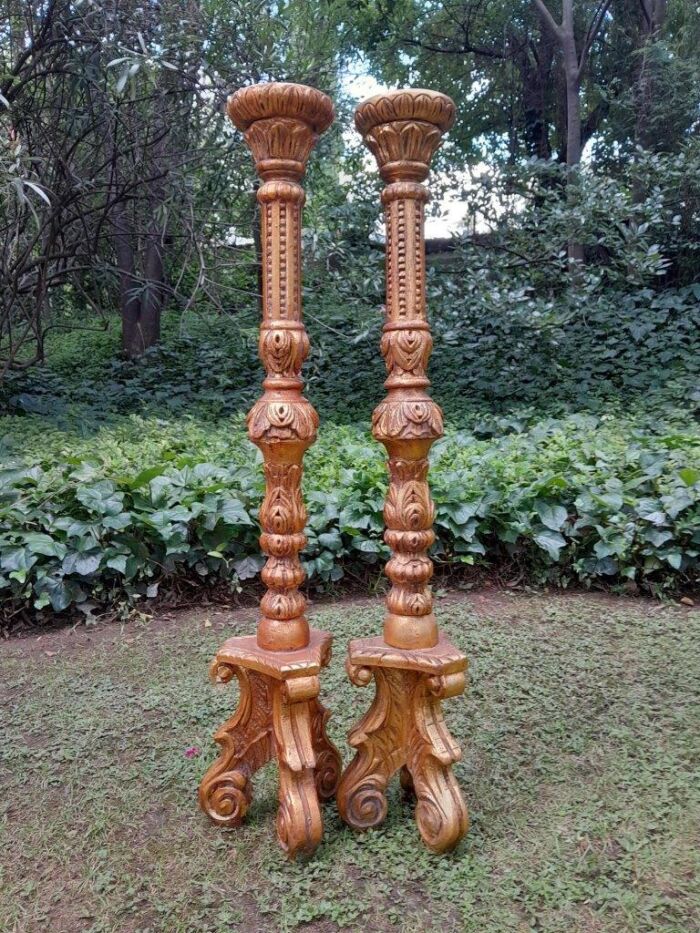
(516, 30, 555, 161)
(114, 207, 165, 358)
(114, 205, 142, 357)
(531, 0, 607, 266)
(564, 58, 584, 264)
(140, 232, 165, 350)
(634, 0, 668, 151)
(561, 0, 583, 265)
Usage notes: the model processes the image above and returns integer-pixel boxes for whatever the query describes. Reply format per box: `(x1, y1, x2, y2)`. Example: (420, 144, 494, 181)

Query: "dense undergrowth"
(1, 276, 699, 622)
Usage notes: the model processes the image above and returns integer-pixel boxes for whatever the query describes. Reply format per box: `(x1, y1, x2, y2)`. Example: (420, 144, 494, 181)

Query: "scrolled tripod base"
(337, 634, 468, 853)
(199, 629, 341, 859)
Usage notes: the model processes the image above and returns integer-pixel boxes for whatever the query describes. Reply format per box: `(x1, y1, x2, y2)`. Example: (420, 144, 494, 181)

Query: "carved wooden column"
(199, 83, 341, 858)
(337, 90, 469, 853)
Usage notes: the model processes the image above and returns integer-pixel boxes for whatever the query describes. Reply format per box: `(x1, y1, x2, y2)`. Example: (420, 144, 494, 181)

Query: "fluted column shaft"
(228, 84, 334, 652)
(356, 91, 456, 651)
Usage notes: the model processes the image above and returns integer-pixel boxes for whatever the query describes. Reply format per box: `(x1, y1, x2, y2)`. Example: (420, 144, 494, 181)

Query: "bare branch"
(531, 0, 563, 42)
(577, 0, 613, 79)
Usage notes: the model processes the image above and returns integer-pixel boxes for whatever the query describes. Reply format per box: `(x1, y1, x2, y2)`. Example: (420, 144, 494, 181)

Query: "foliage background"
(0, 0, 698, 624)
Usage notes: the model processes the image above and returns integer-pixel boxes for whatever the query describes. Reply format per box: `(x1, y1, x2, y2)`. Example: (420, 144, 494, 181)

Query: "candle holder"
(198, 83, 342, 858)
(336, 90, 469, 853)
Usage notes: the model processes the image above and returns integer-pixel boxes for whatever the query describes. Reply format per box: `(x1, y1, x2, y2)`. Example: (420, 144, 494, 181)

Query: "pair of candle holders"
(198, 82, 469, 858)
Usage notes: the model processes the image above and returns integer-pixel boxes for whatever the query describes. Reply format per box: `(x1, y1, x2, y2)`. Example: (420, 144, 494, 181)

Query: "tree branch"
(577, 0, 613, 79)
(531, 0, 563, 42)
(401, 36, 506, 60)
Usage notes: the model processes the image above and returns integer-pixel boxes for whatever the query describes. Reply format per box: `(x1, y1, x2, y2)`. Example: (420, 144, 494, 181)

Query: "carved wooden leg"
(337, 666, 405, 829)
(338, 636, 469, 854)
(277, 761, 323, 858)
(198, 663, 274, 827)
(199, 631, 341, 858)
(310, 699, 343, 803)
(407, 673, 469, 853)
(272, 673, 323, 857)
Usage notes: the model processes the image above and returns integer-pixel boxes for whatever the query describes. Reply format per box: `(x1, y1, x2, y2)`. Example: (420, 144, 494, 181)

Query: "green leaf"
(1, 548, 37, 573)
(533, 529, 566, 560)
(535, 501, 568, 531)
(35, 576, 71, 612)
(449, 502, 480, 524)
(679, 468, 700, 487)
(63, 552, 102, 576)
(22, 533, 66, 559)
(664, 551, 683, 569)
(641, 511, 667, 526)
(106, 555, 128, 574)
(644, 528, 674, 547)
(233, 555, 264, 580)
(219, 498, 252, 525)
(76, 481, 124, 516)
(125, 465, 166, 489)
(318, 531, 342, 551)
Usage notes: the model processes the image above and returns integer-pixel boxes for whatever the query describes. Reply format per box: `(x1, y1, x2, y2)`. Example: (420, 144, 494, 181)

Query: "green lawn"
(2, 592, 699, 932)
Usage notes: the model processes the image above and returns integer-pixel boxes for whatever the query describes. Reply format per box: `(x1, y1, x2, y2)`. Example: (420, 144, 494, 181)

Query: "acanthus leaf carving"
(338, 89, 468, 854)
(380, 328, 432, 375)
(337, 660, 468, 853)
(247, 397, 319, 444)
(354, 90, 455, 138)
(201, 83, 338, 858)
(260, 327, 309, 376)
(372, 399, 443, 442)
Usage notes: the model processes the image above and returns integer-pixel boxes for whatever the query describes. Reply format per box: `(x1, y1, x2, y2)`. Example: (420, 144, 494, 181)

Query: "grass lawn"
(1, 591, 699, 932)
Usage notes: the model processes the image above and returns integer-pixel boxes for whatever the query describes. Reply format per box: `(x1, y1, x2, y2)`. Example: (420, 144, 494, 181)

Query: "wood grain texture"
(338, 89, 468, 854)
(199, 83, 339, 859)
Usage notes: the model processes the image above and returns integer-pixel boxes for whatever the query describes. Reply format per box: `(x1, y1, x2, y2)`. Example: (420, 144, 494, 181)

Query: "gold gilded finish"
(361, 88, 455, 652)
(199, 633, 342, 857)
(337, 89, 468, 853)
(338, 637, 468, 853)
(228, 82, 334, 653)
(199, 83, 340, 857)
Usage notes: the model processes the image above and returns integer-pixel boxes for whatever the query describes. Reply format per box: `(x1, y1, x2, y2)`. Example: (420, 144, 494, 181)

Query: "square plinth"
(215, 628, 333, 681)
(347, 633, 467, 676)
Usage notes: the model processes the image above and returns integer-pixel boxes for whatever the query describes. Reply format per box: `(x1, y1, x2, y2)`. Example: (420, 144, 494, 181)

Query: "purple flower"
(185, 746, 200, 758)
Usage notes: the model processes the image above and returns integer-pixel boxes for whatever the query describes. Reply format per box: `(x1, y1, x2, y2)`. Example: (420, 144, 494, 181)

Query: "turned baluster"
(337, 89, 469, 854)
(198, 83, 341, 858)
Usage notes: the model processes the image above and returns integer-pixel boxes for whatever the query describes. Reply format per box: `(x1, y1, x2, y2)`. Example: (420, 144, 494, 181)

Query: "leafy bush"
(1, 415, 698, 620)
(1, 254, 698, 621)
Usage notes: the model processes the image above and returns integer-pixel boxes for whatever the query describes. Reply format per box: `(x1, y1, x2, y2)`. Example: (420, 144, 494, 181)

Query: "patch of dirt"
(3, 585, 696, 664)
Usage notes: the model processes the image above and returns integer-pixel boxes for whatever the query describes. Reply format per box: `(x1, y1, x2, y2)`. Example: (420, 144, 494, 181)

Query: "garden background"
(1, 0, 698, 626)
(2, 2, 700, 931)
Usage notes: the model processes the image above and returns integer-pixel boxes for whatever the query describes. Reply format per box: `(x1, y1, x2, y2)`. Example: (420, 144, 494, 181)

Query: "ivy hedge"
(1, 415, 698, 620)
(1, 279, 698, 621)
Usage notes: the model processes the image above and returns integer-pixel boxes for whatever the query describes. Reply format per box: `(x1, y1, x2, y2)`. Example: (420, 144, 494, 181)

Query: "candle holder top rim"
(227, 82, 334, 134)
(355, 89, 456, 136)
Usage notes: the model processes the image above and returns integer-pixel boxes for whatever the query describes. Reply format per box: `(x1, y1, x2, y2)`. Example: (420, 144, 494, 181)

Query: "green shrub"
(1, 276, 698, 621)
(1, 416, 698, 620)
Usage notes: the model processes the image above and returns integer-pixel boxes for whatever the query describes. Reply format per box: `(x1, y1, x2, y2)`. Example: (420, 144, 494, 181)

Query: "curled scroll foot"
(338, 635, 469, 854)
(199, 630, 340, 858)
